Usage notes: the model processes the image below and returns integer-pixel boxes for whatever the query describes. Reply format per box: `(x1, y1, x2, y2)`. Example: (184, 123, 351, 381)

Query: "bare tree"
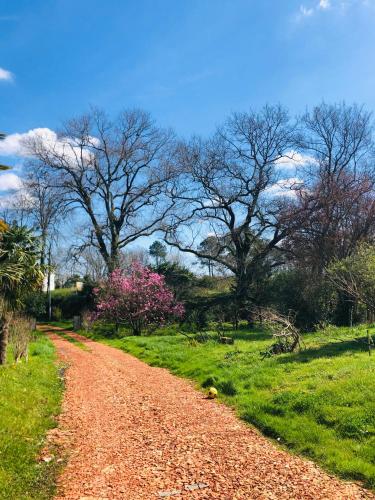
(300, 102, 373, 179)
(119, 246, 150, 268)
(287, 103, 375, 273)
(287, 174, 375, 273)
(17, 165, 67, 265)
(25, 109, 178, 273)
(66, 245, 107, 282)
(164, 105, 304, 312)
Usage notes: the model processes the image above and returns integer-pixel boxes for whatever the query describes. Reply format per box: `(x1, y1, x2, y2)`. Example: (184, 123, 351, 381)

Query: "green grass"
(0, 332, 63, 499)
(40, 321, 89, 350)
(50, 288, 76, 299)
(52, 329, 90, 351)
(46, 320, 72, 329)
(88, 324, 375, 490)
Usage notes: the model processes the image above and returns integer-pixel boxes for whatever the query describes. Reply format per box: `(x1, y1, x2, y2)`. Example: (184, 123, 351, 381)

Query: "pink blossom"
(93, 262, 184, 335)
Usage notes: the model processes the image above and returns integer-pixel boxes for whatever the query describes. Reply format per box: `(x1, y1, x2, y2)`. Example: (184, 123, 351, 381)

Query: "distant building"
(42, 272, 55, 292)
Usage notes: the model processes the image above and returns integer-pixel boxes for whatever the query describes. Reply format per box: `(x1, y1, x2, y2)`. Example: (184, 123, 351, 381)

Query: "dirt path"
(41, 325, 373, 500)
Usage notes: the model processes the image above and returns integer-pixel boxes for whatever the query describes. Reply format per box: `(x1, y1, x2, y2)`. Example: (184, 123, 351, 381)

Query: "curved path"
(41, 325, 373, 500)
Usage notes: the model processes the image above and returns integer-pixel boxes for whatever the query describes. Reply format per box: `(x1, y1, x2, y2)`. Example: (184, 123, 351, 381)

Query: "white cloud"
(266, 177, 304, 198)
(340, 0, 375, 11)
(0, 129, 97, 214)
(276, 150, 316, 170)
(299, 5, 314, 16)
(0, 128, 59, 157)
(0, 193, 13, 208)
(0, 172, 22, 191)
(296, 0, 332, 20)
(319, 0, 331, 8)
(295, 0, 369, 20)
(0, 188, 35, 209)
(0, 128, 96, 167)
(0, 67, 13, 82)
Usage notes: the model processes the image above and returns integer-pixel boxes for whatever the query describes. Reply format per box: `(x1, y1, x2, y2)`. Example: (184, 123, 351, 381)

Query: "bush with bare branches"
(9, 316, 32, 363)
(253, 308, 302, 358)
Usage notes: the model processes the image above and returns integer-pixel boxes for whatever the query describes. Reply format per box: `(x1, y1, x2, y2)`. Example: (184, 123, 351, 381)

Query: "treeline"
(6, 102, 375, 329)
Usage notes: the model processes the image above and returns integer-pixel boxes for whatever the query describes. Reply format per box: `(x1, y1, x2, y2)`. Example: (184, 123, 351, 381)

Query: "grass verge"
(87, 323, 375, 490)
(0, 331, 63, 499)
(52, 329, 90, 351)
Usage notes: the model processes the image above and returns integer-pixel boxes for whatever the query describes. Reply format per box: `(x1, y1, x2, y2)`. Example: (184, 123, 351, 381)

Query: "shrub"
(9, 316, 31, 363)
(154, 262, 197, 300)
(81, 309, 94, 332)
(23, 291, 46, 319)
(52, 306, 63, 322)
(50, 287, 94, 319)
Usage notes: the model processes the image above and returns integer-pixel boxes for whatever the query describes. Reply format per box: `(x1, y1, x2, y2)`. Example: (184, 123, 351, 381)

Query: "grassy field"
(79, 322, 375, 490)
(0, 332, 63, 499)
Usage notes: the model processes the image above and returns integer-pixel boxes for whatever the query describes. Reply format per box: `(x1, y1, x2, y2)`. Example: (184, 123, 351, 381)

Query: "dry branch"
(253, 308, 302, 358)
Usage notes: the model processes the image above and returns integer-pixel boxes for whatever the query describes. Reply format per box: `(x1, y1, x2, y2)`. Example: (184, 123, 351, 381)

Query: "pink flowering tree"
(93, 263, 184, 335)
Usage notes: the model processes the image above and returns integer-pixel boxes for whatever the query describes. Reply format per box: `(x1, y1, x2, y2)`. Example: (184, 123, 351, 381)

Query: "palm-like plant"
(0, 132, 10, 170)
(0, 226, 44, 364)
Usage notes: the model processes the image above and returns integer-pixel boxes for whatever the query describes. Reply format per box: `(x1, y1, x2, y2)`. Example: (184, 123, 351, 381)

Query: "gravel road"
(40, 325, 373, 500)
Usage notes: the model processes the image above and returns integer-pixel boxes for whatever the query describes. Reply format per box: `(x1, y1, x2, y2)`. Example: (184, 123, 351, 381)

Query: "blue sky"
(1, 0, 374, 263)
(1, 0, 375, 140)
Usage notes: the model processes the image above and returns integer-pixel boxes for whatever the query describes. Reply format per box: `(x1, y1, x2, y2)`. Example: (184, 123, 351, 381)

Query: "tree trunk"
(234, 271, 252, 318)
(132, 320, 142, 336)
(0, 315, 10, 365)
(40, 231, 47, 266)
(107, 249, 120, 274)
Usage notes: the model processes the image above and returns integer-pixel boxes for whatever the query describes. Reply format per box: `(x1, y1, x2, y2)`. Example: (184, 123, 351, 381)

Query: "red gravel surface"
(41, 325, 373, 500)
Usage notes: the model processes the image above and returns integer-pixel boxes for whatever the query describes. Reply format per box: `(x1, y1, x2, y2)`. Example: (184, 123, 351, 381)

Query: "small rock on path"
(40, 325, 373, 500)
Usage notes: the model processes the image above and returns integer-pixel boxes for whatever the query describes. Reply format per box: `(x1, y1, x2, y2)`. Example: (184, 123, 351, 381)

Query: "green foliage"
(329, 244, 375, 314)
(0, 332, 63, 499)
(0, 225, 45, 364)
(96, 325, 375, 489)
(149, 240, 167, 266)
(266, 270, 337, 329)
(194, 275, 218, 289)
(23, 292, 47, 318)
(0, 225, 44, 312)
(0, 134, 11, 171)
(52, 306, 62, 322)
(154, 261, 197, 300)
(61, 274, 82, 289)
(50, 287, 94, 319)
(196, 276, 233, 294)
(181, 304, 212, 330)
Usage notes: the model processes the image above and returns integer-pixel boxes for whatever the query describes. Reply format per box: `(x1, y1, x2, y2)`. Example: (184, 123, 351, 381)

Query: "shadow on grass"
(276, 337, 369, 364)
